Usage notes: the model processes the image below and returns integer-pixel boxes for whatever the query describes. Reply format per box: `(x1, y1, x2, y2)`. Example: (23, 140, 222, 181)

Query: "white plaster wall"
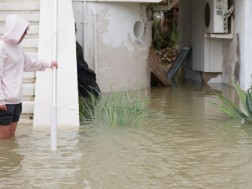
(222, 25, 238, 85)
(33, 0, 79, 127)
(221, 0, 252, 90)
(83, 2, 152, 92)
(234, 0, 252, 90)
(73, 0, 86, 57)
(179, 0, 244, 85)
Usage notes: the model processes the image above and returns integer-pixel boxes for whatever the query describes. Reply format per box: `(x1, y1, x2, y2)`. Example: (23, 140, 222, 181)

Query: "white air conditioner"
(204, 0, 228, 33)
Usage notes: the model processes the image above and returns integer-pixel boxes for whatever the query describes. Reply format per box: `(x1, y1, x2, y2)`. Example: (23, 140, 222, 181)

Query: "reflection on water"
(1, 81, 252, 189)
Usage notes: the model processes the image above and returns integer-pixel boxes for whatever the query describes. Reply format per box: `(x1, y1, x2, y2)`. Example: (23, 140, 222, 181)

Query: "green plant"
(170, 16, 178, 48)
(152, 9, 178, 50)
(212, 81, 252, 123)
(152, 19, 168, 50)
(79, 89, 155, 127)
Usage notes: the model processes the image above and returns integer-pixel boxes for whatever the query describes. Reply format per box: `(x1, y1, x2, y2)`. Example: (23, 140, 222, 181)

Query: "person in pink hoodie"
(0, 15, 58, 138)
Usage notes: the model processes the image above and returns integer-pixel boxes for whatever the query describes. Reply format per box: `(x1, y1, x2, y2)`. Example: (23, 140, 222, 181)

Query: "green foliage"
(79, 89, 155, 127)
(212, 81, 252, 123)
(152, 9, 178, 50)
(170, 17, 178, 48)
(152, 19, 168, 50)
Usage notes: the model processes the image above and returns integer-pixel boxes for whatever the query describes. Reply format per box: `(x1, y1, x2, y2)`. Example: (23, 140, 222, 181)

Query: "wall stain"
(234, 33, 240, 82)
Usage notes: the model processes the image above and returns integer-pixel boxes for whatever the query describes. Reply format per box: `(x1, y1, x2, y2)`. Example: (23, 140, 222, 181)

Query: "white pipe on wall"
(81, 1, 84, 52)
(51, 0, 58, 151)
(83, 0, 87, 60)
(92, 9, 98, 73)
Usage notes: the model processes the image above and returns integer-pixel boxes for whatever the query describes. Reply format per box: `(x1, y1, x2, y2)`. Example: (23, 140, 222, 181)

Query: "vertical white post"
(92, 9, 97, 73)
(51, 0, 58, 151)
(83, 0, 87, 60)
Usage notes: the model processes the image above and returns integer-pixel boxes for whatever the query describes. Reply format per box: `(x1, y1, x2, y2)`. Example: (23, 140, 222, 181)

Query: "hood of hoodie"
(2, 15, 29, 45)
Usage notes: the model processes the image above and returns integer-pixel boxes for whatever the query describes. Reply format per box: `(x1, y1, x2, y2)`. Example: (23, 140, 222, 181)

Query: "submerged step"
(19, 113, 33, 125)
(22, 100, 34, 114)
(23, 83, 35, 101)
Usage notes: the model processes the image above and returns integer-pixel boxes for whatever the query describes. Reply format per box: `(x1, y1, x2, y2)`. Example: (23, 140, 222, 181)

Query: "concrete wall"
(73, 0, 252, 91)
(221, 0, 242, 87)
(179, 0, 252, 90)
(231, 0, 252, 90)
(33, 0, 79, 127)
(73, 2, 152, 92)
(178, 0, 192, 66)
(179, 0, 201, 81)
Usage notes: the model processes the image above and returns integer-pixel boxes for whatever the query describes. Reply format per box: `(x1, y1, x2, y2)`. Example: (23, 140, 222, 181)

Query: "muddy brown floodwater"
(1, 81, 252, 189)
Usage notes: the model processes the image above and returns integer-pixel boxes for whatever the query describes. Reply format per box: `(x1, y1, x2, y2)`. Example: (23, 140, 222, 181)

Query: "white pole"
(51, 0, 58, 151)
(92, 9, 97, 73)
(83, 0, 87, 60)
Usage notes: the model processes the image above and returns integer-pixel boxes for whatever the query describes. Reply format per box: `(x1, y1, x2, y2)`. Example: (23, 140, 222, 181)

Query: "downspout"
(92, 9, 98, 73)
(51, 0, 58, 151)
(83, 0, 87, 60)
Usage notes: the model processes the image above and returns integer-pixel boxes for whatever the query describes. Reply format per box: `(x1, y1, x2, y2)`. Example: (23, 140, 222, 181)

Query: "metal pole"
(51, 0, 58, 151)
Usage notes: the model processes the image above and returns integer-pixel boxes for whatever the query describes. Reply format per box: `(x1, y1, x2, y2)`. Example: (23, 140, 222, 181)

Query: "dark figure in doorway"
(76, 41, 100, 98)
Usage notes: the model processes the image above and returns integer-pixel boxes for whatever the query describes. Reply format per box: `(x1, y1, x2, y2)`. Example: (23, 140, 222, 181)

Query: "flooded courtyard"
(1, 81, 252, 189)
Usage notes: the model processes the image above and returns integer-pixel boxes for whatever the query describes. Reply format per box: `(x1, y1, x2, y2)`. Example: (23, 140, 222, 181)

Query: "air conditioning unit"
(204, 0, 228, 33)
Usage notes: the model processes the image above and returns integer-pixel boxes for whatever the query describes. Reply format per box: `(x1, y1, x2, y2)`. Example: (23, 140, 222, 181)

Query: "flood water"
(1, 81, 252, 189)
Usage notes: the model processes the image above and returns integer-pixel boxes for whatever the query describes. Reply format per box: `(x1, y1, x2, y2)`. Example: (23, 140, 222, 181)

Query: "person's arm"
(23, 51, 57, 71)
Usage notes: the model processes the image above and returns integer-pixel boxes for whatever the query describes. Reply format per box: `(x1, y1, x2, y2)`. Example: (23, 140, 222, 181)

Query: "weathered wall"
(221, 0, 240, 87)
(231, 0, 252, 90)
(74, 2, 152, 92)
(179, 0, 252, 90)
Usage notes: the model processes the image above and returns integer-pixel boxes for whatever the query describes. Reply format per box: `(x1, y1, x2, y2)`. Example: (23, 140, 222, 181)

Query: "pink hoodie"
(0, 15, 51, 106)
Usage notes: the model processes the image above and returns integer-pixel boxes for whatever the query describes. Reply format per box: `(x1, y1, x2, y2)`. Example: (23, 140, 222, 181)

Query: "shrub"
(79, 89, 155, 127)
(212, 81, 252, 123)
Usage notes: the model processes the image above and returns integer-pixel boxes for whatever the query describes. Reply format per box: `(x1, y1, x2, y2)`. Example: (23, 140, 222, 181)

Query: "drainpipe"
(51, 0, 58, 151)
(92, 9, 98, 73)
(83, 0, 87, 60)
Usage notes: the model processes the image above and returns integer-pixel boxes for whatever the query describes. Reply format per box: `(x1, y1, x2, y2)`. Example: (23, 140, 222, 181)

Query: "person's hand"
(0, 104, 7, 111)
(51, 61, 58, 69)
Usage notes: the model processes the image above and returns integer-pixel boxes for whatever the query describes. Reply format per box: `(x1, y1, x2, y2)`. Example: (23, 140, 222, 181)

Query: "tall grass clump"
(79, 89, 154, 127)
(212, 81, 252, 123)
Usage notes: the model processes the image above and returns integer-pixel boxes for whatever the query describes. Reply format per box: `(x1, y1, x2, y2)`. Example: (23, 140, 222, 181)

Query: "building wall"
(178, 0, 192, 66)
(221, 0, 241, 87)
(179, 0, 252, 90)
(73, 0, 252, 91)
(73, 2, 152, 92)
(33, 0, 79, 127)
(179, 0, 202, 81)
(232, 0, 252, 90)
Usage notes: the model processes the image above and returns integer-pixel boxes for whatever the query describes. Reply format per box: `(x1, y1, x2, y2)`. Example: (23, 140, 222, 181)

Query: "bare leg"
(10, 122, 18, 136)
(0, 125, 11, 138)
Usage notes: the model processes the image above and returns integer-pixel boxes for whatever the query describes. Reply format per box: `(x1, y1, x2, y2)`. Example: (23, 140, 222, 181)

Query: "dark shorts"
(0, 103, 22, 125)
